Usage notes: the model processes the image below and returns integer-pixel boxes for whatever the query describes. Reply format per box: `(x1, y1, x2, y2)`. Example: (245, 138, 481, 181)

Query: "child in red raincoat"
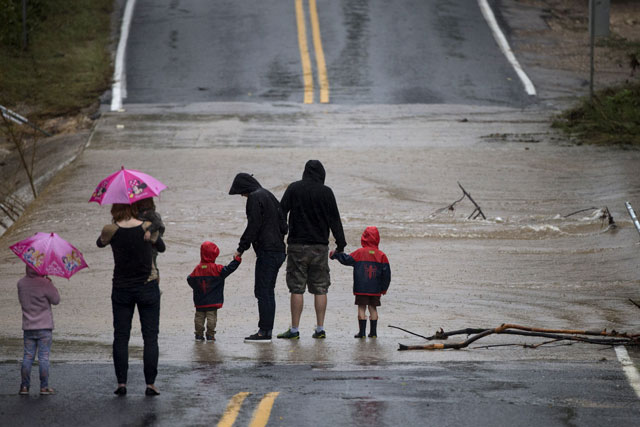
(331, 226, 391, 338)
(187, 241, 241, 341)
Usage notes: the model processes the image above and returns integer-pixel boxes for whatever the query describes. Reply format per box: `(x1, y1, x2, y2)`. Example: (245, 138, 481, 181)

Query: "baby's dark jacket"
(138, 208, 165, 236)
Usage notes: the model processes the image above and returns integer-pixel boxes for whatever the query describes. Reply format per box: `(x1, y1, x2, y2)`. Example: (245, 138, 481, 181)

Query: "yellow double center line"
(295, 0, 329, 103)
(218, 391, 280, 427)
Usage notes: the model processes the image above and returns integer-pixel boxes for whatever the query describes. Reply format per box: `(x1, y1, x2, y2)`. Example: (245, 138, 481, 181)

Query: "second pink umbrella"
(10, 232, 88, 279)
(89, 166, 167, 205)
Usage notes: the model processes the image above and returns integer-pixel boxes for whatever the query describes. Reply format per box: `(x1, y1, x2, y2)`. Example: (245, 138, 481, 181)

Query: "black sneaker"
(206, 335, 215, 342)
(277, 329, 300, 339)
(244, 332, 272, 343)
(195, 334, 205, 341)
(312, 330, 326, 339)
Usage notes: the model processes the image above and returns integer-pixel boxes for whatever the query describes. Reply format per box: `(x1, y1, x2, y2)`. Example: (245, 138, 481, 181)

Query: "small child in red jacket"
(331, 226, 391, 338)
(187, 241, 241, 342)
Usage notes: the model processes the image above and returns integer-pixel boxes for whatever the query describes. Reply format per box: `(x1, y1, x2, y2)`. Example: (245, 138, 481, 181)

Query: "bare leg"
(368, 305, 378, 320)
(291, 294, 304, 328)
(357, 305, 367, 320)
(314, 294, 327, 327)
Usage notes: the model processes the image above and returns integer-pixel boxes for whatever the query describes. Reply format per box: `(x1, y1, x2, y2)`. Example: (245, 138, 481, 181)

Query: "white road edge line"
(477, 0, 536, 96)
(110, 0, 137, 111)
(615, 346, 640, 399)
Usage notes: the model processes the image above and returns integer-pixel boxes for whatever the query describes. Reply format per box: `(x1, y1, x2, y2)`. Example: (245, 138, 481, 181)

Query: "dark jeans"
(111, 280, 160, 385)
(255, 250, 286, 333)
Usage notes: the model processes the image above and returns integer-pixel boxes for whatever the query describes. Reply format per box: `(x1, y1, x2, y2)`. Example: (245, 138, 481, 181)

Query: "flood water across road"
(0, 103, 639, 425)
(1, 103, 639, 360)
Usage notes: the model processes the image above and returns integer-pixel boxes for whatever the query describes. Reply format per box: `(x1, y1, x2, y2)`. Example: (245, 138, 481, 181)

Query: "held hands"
(144, 230, 151, 241)
(234, 251, 243, 260)
(329, 247, 344, 259)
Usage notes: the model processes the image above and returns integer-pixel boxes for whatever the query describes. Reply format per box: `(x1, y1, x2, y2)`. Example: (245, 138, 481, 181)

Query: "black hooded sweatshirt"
(280, 160, 346, 252)
(229, 173, 287, 254)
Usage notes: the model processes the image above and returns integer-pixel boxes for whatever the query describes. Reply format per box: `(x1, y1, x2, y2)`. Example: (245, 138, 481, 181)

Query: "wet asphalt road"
(2, 359, 640, 427)
(126, 0, 532, 106)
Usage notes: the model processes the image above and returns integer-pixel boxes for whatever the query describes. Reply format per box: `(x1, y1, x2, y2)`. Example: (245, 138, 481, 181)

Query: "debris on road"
(563, 206, 615, 228)
(392, 324, 640, 351)
(431, 182, 486, 220)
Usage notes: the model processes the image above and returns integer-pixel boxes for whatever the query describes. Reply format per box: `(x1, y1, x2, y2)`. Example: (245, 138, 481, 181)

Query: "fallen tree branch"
(563, 207, 598, 217)
(400, 329, 495, 350)
(527, 339, 562, 349)
(396, 323, 640, 351)
(498, 330, 632, 345)
(563, 206, 615, 228)
(431, 194, 466, 216)
(458, 182, 486, 220)
(389, 325, 487, 340)
(471, 339, 563, 350)
(430, 182, 486, 219)
(388, 325, 433, 340)
(496, 323, 638, 339)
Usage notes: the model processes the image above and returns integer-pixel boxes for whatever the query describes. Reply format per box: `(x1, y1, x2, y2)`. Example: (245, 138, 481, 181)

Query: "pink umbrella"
(89, 166, 167, 205)
(10, 232, 88, 279)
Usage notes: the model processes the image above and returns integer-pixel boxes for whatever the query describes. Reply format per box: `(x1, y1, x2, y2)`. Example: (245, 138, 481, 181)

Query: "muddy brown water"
(0, 104, 639, 366)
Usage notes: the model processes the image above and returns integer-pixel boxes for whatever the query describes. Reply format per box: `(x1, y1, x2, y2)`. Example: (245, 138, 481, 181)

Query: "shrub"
(552, 83, 640, 145)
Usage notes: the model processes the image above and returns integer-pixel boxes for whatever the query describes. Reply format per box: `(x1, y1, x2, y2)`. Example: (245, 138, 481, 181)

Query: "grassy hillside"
(0, 0, 113, 120)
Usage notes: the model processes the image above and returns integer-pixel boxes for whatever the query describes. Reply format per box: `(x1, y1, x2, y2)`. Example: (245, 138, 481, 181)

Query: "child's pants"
(194, 310, 217, 337)
(21, 329, 53, 389)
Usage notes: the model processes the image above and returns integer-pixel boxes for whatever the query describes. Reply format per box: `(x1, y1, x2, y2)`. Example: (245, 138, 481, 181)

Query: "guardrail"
(0, 105, 52, 136)
(626, 201, 640, 238)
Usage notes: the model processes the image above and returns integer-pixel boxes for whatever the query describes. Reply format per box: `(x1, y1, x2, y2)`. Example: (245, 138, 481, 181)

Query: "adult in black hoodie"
(229, 173, 287, 342)
(277, 160, 346, 340)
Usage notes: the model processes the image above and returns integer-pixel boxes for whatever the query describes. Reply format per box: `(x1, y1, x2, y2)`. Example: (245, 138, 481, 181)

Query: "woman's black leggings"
(111, 280, 160, 385)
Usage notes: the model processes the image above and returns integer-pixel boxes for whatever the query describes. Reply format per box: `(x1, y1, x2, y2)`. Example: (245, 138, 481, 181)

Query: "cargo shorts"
(286, 244, 330, 295)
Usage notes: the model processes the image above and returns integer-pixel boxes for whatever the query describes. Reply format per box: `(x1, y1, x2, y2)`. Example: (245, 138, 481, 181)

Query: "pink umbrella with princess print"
(10, 232, 88, 279)
(89, 166, 167, 205)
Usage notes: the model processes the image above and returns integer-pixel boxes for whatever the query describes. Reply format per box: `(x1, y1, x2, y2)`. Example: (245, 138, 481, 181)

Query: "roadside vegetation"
(0, 0, 113, 122)
(552, 81, 640, 146)
(552, 31, 640, 146)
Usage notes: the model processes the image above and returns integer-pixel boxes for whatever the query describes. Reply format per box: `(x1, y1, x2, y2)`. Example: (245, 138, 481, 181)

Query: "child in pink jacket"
(17, 266, 60, 395)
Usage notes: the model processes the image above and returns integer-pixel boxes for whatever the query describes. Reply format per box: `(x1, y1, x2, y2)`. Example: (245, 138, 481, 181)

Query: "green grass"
(552, 82, 640, 146)
(0, 0, 113, 120)
(596, 33, 640, 57)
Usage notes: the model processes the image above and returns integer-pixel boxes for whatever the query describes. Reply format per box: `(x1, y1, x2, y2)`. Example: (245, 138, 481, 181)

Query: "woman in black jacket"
(97, 203, 165, 396)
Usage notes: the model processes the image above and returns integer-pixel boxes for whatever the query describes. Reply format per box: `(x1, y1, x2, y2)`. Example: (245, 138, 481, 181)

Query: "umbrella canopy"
(89, 166, 167, 205)
(10, 232, 88, 279)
